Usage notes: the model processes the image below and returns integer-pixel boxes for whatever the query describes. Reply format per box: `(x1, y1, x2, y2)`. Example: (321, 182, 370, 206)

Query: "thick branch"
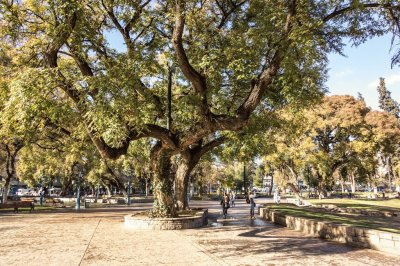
(101, 0, 127, 40)
(197, 136, 225, 159)
(44, 118, 72, 136)
(45, 11, 78, 67)
(323, 3, 398, 22)
(86, 123, 178, 160)
(216, 0, 248, 29)
(173, 0, 209, 115)
(237, 0, 296, 118)
(124, 0, 151, 37)
(180, 116, 246, 149)
(68, 45, 94, 77)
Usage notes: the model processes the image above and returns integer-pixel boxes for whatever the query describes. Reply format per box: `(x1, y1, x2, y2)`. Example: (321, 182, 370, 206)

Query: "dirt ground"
(0, 199, 399, 266)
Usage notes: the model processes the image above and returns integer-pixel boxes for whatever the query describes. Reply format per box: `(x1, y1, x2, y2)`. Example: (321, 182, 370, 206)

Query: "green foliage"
(377, 77, 400, 118)
(1, 0, 399, 213)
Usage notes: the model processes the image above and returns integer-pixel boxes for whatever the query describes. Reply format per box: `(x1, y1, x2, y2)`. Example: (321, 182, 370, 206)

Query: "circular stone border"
(124, 209, 208, 230)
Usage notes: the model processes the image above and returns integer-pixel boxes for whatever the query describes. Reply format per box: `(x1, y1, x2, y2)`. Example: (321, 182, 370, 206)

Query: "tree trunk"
(2, 177, 11, 203)
(340, 179, 345, 193)
(175, 154, 190, 210)
(61, 176, 72, 196)
(145, 176, 149, 197)
(2, 143, 22, 203)
(317, 172, 328, 198)
(269, 175, 273, 196)
(286, 182, 302, 199)
(350, 174, 356, 193)
(105, 184, 112, 196)
(387, 157, 393, 192)
(150, 144, 176, 218)
(175, 150, 199, 210)
(113, 178, 127, 196)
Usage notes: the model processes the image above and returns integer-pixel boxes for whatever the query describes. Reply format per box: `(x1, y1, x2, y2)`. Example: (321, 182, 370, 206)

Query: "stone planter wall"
(124, 209, 208, 230)
(260, 207, 400, 255)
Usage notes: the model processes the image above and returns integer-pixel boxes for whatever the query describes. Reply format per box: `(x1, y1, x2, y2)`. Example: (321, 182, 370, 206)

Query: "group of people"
(220, 191, 235, 219)
(220, 191, 256, 220)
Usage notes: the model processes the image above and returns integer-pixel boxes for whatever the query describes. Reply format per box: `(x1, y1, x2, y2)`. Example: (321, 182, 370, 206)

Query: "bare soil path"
(0, 199, 398, 266)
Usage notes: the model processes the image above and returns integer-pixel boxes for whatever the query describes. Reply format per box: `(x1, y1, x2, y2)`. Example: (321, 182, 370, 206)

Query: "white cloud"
(368, 74, 400, 89)
(333, 69, 354, 78)
(367, 80, 378, 89)
(386, 74, 400, 86)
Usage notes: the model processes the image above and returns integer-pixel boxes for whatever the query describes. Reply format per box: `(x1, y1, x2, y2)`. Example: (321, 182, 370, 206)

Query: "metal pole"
(167, 67, 173, 131)
(127, 178, 131, 206)
(243, 164, 246, 194)
(40, 177, 44, 206)
(76, 173, 81, 210)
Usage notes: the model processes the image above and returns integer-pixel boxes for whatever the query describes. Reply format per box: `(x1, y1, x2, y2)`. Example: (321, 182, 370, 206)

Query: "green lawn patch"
(264, 203, 400, 234)
(307, 198, 400, 212)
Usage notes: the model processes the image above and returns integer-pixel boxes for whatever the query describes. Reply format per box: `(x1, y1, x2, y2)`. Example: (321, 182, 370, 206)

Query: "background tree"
(377, 77, 400, 118)
(364, 110, 400, 192)
(1, 0, 399, 216)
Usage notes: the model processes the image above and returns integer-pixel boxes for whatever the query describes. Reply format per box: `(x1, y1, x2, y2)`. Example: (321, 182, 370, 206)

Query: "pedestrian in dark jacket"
(220, 192, 230, 219)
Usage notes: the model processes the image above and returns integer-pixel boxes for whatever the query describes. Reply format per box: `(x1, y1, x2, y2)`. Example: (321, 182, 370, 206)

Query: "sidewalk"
(0, 199, 398, 265)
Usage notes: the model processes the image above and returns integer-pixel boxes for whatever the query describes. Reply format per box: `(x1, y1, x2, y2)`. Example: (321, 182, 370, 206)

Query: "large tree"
(377, 77, 400, 118)
(1, 0, 399, 216)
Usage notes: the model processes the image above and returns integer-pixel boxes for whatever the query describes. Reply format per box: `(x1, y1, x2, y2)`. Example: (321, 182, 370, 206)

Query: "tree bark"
(350, 174, 356, 193)
(145, 174, 150, 197)
(175, 152, 190, 210)
(2, 177, 11, 203)
(387, 157, 394, 192)
(2, 143, 22, 203)
(60, 176, 72, 196)
(175, 138, 225, 210)
(286, 182, 302, 198)
(105, 184, 112, 196)
(150, 143, 176, 217)
(175, 151, 198, 210)
(269, 175, 274, 196)
(316, 172, 328, 198)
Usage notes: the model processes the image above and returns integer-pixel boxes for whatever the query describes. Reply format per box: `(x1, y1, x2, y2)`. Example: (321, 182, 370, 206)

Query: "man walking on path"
(249, 191, 256, 219)
(230, 191, 235, 207)
(220, 192, 230, 219)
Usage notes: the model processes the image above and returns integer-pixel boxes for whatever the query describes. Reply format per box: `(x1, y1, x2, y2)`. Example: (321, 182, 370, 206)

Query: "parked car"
(49, 188, 61, 197)
(16, 188, 34, 196)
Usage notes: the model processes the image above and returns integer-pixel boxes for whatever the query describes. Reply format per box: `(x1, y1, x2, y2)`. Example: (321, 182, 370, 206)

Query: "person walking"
(249, 191, 256, 219)
(230, 191, 235, 207)
(220, 192, 230, 219)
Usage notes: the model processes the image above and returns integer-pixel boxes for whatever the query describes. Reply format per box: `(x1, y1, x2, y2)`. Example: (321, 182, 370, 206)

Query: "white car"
(16, 188, 34, 196)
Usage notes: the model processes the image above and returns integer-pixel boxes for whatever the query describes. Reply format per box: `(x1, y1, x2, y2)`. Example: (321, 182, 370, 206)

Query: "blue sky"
(327, 34, 400, 110)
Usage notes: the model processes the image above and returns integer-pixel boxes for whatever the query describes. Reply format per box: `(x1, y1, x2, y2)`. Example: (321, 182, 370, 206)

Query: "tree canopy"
(1, 0, 400, 215)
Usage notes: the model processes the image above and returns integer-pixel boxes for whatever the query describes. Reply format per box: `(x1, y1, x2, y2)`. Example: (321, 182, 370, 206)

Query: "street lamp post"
(126, 177, 131, 206)
(127, 174, 132, 206)
(95, 185, 100, 203)
(76, 172, 82, 210)
(243, 164, 247, 194)
(40, 176, 44, 206)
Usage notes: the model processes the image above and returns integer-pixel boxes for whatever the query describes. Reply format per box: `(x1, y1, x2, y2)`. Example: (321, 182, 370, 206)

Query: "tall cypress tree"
(377, 77, 400, 118)
(377, 77, 398, 192)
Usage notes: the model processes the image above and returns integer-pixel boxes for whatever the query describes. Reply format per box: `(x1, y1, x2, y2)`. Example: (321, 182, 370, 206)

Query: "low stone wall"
(124, 209, 208, 230)
(260, 207, 400, 255)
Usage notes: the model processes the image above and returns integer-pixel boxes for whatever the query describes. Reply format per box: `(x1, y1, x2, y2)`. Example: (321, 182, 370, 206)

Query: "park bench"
(0, 198, 35, 213)
(45, 198, 64, 207)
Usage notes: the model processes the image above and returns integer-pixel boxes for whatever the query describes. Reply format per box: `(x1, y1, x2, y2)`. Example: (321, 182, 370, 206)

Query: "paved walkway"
(0, 199, 399, 265)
